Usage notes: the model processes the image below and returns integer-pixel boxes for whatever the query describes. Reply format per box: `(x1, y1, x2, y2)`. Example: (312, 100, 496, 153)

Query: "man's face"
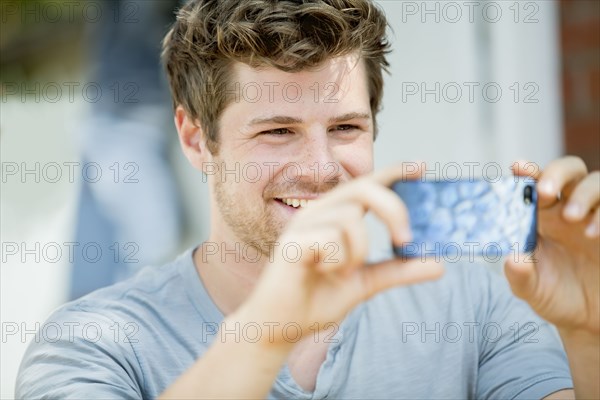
(209, 53, 374, 253)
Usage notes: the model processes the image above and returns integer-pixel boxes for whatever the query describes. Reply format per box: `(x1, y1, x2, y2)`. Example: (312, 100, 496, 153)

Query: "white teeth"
(279, 198, 313, 208)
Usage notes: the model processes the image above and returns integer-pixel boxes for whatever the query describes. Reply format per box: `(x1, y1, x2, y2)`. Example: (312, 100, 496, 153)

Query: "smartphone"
(390, 177, 537, 260)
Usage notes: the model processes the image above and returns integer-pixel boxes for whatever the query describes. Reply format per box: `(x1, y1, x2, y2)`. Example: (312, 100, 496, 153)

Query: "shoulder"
(15, 249, 197, 398)
(64, 248, 193, 319)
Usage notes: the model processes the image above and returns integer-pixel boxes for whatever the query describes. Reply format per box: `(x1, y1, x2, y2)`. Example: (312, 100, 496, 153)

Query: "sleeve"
(470, 265, 574, 399)
(15, 307, 144, 399)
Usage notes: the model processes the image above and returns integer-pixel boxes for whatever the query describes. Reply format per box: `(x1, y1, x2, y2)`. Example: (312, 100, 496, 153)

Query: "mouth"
(273, 197, 315, 209)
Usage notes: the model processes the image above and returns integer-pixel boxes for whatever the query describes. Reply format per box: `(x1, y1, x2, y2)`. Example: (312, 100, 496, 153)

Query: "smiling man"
(16, 0, 599, 399)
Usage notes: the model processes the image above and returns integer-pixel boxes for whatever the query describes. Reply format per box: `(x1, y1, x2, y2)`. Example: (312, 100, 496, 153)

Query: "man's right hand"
(160, 164, 446, 399)
(239, 164, 445, 348)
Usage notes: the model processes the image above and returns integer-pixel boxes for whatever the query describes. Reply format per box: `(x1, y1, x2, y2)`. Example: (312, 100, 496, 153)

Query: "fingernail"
(538, 180, 555, 195)
(585, 222, 599, 238)
(564, 203, 582, 219)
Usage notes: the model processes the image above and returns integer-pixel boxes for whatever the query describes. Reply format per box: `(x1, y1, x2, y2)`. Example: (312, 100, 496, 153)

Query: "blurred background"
(1, 0, 598, 397)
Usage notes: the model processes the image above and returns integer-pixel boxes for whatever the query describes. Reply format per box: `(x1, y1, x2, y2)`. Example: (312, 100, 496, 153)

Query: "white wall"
(374, 0, 563, 170)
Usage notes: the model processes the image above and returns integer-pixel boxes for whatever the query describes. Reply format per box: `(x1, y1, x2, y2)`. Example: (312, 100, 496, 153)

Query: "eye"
(331, 124, 359, 132)
(262, 128, 292, 135)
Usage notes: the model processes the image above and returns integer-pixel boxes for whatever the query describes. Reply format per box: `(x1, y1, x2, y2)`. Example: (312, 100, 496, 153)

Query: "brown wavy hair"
(161, 0, 391, 154)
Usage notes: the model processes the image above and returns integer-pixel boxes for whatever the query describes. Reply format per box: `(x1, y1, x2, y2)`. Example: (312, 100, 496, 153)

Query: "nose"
(294, 128, 342, 185)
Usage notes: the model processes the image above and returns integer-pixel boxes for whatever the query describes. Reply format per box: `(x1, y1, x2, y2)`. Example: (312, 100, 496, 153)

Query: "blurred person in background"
(70, 0, 183, 298)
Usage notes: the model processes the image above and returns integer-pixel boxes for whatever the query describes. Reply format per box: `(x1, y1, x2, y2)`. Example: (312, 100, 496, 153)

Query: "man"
(16, 0, 599, 398)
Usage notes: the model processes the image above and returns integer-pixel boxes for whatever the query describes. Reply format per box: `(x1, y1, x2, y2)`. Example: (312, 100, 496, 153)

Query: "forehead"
(220, 53, 371, 125)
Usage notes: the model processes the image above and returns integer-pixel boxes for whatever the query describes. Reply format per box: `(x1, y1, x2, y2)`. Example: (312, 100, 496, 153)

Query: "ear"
(174, 105, 213, 171)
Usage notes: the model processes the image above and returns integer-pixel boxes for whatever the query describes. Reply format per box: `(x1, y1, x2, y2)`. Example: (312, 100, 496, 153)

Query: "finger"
(315, 180, 413, 244)
(563, 171, 600, 222)
(290, 225, 349, 271)
(295, 201, 361, 228)
(312, 212, 369, 274)
(585, 207, 600, 239)
(537, 156, 588, 209)
(338, 215, 369, 274)
(320, 161, 424, 203)
(511, 160, 542, 179)
(360, 257, 444, 298)
(504, 252, 538, 301)
(370, 162, 424, 186)
(290, 205, 367, 274)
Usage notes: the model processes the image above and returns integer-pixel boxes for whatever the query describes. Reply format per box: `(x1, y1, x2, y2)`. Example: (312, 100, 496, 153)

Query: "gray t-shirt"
(16, 248, 573, 399)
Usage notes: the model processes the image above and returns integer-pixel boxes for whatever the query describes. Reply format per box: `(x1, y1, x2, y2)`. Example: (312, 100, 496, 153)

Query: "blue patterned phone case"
(391, 177, 537, 259)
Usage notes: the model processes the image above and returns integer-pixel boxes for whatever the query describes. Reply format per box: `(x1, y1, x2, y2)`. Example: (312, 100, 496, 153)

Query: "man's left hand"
(507, 156, 599, 335)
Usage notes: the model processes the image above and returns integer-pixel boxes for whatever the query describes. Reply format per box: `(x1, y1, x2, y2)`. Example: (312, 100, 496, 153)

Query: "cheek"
(211, 156, 267, 202)
(232, 147, 292, 185)
(337, 139, 374, 177)
(227, 160, 279, 200)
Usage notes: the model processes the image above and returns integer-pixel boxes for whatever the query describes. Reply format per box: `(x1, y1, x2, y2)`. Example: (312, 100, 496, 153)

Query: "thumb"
(504, 253, 538, 301)
(361, 257, 444, 299)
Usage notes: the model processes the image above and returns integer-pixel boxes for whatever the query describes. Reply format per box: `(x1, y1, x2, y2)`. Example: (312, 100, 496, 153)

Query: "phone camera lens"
(524, 185, 533, 205)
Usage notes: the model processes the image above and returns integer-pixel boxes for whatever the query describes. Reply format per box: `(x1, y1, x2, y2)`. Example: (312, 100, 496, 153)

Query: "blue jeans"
(70, 0, 182, 299)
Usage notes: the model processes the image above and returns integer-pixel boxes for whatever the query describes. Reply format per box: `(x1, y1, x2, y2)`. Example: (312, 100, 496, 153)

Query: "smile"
(275, 198, 314, 208)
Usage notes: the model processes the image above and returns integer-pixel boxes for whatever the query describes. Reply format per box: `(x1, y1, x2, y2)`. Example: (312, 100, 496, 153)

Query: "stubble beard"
(213, 177, 286, 258)
(212, 164, 340, 259)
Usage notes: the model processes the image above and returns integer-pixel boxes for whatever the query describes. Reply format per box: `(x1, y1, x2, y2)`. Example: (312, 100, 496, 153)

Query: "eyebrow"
(330, 112, 371, 124)
(247, 112, 371, 127)
(248, 115, 302, 126)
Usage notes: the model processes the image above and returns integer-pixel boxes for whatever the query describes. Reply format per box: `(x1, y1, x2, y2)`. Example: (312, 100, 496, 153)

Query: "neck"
(193, 235, 269, 316)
